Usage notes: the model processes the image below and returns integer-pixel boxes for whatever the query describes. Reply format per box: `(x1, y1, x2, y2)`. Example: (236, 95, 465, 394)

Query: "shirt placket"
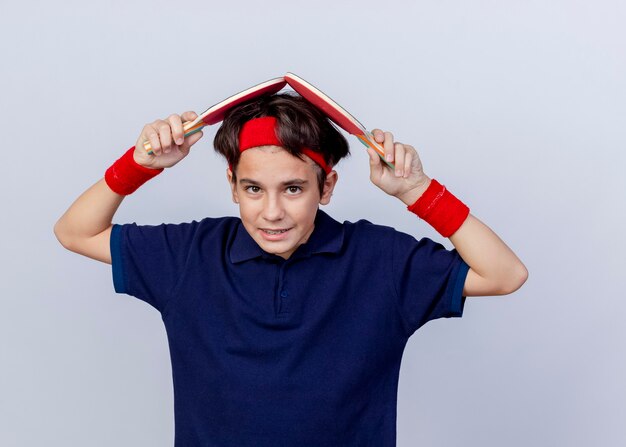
(275, 261, 290, 317)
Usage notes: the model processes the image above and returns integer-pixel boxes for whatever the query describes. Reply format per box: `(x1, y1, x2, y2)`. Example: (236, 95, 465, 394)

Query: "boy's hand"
(133, 111, 204, 169)
(367, 129, 432, 206)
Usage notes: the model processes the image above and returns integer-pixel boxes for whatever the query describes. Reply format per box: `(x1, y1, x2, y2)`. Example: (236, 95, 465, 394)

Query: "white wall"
(1, 0, 624, 445)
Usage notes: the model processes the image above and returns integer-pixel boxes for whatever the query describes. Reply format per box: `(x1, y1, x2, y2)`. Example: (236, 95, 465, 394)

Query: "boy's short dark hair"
(213, 93, 350, 195)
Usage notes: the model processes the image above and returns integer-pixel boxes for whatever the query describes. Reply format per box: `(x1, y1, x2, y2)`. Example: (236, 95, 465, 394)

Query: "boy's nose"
(262, 195, 285, 221)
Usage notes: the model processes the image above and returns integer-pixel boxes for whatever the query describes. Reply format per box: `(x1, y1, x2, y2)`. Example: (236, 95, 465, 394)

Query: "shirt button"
(280, 290, 289, 298)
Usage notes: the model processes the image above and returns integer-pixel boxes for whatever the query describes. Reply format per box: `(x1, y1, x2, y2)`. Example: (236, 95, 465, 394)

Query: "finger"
(367, 147, 380, 165)
(182, 131, 203, 150)
(404, 150, 413, 178)
(181, 110, 198, 122)
(393, 142, 406, 177)
(371, 128, 384, 144)
(168, 114, 185, 146)
(367, 147, 383, 180)
(383, 131, 394, 163)
(144, 125, 162, 156)
(157, 120, 174, 154)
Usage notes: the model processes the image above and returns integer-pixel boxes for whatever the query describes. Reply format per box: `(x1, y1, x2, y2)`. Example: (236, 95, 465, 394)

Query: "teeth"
(264, 229, 287, 235)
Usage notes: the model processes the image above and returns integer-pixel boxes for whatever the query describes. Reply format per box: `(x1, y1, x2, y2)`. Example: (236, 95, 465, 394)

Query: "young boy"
(54, 92, 527, 446)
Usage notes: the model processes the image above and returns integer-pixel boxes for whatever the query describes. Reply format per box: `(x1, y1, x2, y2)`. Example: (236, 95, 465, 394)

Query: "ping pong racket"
(143, 77, 287, 154)
(284, 72, 394, 170)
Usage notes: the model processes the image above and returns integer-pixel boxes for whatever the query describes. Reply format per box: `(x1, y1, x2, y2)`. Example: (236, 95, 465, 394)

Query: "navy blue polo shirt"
(110, 208, 469, 446)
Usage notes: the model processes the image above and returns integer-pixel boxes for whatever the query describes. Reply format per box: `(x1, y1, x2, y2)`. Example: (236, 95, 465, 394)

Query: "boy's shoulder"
(338, 213, 399, 238)
(326, 212, 404, 255)
(171, 215, 243, 242)
(336, 212, 444, 256)
(344, 215, 396, 232)
(116, 215, 243, 247)
(153, 215, 242, 231)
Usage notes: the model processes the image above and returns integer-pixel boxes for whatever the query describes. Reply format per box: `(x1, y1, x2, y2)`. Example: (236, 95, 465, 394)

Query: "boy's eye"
(287, 186, 302, 194)
(243, 185, 301, 194)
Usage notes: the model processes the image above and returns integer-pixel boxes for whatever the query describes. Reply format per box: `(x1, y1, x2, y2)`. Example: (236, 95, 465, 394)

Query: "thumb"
(367, 147, 383, 167)
(181, 110, 199, 122)
(367, 147, 383, 179)
(367, 147, 379, 165)
(181, 130, 204, 151)
(183, 130, 204, 147)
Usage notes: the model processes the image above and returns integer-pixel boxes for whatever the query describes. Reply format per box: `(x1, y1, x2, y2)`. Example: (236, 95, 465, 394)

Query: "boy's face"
(227, 146, 338, 260)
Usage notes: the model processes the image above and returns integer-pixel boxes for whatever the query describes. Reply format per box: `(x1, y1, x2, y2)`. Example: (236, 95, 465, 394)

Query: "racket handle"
(356, 133, 396, 170)
(142, 120, 207, 155)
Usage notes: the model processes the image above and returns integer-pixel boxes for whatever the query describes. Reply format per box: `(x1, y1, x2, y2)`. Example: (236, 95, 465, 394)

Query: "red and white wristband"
(407, 179, 470, 238)
(104, 146, 163, 195)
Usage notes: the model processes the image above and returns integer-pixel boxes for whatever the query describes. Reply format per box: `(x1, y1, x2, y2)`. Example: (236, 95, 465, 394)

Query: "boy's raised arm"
(54, 179, 125, 264)
(367, 128, 528, 297)
(54, 111, 204, 264)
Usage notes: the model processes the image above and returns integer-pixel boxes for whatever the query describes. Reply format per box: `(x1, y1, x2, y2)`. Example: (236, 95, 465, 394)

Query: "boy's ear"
(319, 170, 338, 205)
(226, 168, 239, 203)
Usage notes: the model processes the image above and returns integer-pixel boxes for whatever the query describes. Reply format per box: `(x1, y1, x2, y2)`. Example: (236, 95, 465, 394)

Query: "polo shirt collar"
(229, 209, 344, 264)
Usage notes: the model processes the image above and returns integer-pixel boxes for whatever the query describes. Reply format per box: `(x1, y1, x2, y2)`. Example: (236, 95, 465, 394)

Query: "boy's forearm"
(54, 178, 124, 245)
(448, 213, 528, 293)
(397, 177, 527, 294)
(53, 112, 202, 262)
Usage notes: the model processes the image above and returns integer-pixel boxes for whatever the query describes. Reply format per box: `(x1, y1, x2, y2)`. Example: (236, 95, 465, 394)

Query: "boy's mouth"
(261, 228, 291, 235)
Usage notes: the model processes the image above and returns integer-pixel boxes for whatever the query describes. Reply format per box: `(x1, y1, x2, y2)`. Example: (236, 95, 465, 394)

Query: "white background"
(1, 0, 625, 445)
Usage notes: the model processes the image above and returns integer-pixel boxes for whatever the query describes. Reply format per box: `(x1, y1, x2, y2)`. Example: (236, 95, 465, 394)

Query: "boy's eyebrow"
(239, 178, 309, 187)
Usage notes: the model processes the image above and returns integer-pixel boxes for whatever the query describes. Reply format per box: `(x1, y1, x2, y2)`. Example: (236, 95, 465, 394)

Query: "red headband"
(235, 116, 332, 174)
